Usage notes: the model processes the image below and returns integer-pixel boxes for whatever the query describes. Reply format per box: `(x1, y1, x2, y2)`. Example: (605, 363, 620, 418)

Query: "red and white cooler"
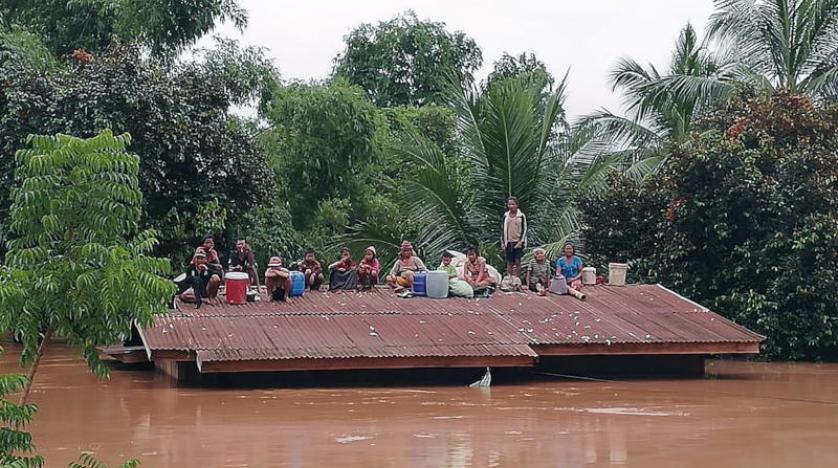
(224, 272, 249, 305)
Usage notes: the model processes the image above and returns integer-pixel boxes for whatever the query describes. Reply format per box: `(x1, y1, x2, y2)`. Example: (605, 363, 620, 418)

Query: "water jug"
(582, 267, 597, 285)
(412, 271, 428, 296)
(289, 271, 306, 297)
(426, 271, 449, 299)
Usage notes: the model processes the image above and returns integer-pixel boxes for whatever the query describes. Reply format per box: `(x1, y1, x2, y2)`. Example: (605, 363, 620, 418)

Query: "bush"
(580, 91, 838, 360)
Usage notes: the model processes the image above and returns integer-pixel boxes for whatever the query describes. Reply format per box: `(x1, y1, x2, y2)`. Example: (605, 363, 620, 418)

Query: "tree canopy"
(0, 44, 275, 262)
(333, 10, 482, 107)
(0, 0, 247, 57)
(0, 131, 175, 401)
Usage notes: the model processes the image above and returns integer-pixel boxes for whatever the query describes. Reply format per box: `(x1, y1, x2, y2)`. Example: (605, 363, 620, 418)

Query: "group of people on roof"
(178, 197, 585, 307)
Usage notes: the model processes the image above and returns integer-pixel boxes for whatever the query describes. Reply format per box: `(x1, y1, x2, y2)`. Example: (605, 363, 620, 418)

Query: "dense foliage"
(485, 52, 555, 93)
(333, 10, 482, 107)
(0, 44, 274, 263)
(0, 373, 41, 466)
(1, 0, 247, 57)
(261, 81, 384, 230)
(0, 131, 175, 400)
(580, 92, 838, 360)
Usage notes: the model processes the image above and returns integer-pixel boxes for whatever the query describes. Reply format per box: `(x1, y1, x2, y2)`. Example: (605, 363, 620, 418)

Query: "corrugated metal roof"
(140, 284, 763, 362)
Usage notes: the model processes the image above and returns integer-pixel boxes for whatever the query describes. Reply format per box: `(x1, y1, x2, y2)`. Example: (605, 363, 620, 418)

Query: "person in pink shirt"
(357, 246, 380, 289)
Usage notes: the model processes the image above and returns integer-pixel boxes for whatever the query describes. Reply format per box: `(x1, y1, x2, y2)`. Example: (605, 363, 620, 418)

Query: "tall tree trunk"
(19, 329, 52, 406)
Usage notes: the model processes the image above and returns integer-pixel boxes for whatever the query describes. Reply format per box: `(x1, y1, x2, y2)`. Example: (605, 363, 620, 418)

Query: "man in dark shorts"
(501, 196, 527, 278)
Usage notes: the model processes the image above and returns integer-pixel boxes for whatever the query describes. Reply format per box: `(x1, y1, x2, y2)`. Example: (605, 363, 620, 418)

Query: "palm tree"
(579, 23, 743, 164)
(344, 73, 623, 263)
(708, 0, 838, 101)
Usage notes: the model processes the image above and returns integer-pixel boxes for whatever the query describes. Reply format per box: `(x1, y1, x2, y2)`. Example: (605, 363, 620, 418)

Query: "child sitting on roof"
(464, 247, 496, 295)
(299, 248, 324, 291)
(328, 247, 358, 290)
(357, 246, 380, 290)
(438, 251, 473, 298)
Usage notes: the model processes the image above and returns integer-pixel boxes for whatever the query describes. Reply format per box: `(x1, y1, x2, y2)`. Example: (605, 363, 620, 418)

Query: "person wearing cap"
(181, 247, 222, 308)
(328, 247, 358, 290)
(264, 256, 292, 301)
(192, 235, 223, 299)
(299, 248, 324, 291)
(387, 241, 427, 291)
(357, 246, 380, 289)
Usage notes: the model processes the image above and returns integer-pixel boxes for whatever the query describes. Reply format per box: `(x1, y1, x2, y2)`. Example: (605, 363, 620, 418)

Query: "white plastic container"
(582, 267, 597, 285)
(608, 263, 628, 286)
(550, 275, 568, 295)
(426, 270, 449, 299)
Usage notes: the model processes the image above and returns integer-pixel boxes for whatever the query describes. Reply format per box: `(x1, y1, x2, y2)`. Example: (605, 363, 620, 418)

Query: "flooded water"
(2, 344, 838, 468)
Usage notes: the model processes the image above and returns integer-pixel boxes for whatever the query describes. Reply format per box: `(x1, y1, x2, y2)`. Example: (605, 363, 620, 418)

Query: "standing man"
(229, 239, 259, 288)
(501, 196, 527, 278)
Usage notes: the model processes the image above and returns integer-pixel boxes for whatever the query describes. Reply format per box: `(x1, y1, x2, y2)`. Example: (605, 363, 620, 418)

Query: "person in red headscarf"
(386, 241, 427, 291)
(357, 246, 380, 289)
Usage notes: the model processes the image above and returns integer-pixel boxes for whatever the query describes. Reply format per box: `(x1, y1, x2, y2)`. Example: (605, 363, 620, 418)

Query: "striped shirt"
(528, 259, 551, 283)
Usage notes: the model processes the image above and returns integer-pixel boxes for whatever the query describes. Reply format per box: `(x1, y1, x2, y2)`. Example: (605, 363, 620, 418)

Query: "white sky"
(202, 0, 716, 118)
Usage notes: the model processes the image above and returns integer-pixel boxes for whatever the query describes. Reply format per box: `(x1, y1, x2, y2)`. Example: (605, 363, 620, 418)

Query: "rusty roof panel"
(141, 284, 764, 363)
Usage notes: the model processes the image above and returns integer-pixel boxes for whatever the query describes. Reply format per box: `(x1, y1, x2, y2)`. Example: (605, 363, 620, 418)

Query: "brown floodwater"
(2, 344, 838, 468)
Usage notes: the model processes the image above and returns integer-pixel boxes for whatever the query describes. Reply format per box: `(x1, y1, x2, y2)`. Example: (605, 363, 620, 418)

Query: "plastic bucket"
(582, 267, 597, 285)
(426, 271, 449, 299)
(608, 263, 628, 286)
(225, 272, 249, 304)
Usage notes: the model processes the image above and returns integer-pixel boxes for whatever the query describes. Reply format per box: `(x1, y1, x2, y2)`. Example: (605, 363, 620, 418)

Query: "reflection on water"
(2, 345, 838, 467)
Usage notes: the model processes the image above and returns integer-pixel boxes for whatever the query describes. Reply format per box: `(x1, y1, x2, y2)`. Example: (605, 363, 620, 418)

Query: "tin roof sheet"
(140, 284, 763, 362)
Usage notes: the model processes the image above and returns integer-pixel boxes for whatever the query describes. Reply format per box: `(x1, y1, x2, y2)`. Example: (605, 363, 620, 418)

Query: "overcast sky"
(202, 0, 717, 118)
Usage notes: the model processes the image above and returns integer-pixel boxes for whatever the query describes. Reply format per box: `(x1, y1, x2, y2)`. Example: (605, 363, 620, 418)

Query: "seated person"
(387, 241, 427, 291)
(464, 247, 496, 292)
(228, 238, 259, 288)
(265, 256, 292, 302)
(328, 247, 358, 290)
(197, 235, 223, 299)
(299, 248, 324, 291)
(357, 246, 380, 289)
(181, 247, 222, 308)
(557, 243, 583, 290)
(438, 252, 473, 298)
(526, 248, 551, 296)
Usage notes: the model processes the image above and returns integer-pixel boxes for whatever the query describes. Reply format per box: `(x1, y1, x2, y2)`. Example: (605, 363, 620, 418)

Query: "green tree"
(0, 44, 274, 262)
(485, 51, 554, 93)
(0, 0, 246, 57)
(349, 74, 629, 263)
(0, 373, 41, 466)
(333, 10, 482, 106)
(580, 23, 742, 164)
(261, 81, 385, 230)
(0, 131, 175, 404)
(580, 91, 838, 360)
(708, 0, 838, 100)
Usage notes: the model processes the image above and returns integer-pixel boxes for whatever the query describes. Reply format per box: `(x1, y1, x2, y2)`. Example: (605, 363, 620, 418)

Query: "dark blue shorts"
(504, 242, 523, 262)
